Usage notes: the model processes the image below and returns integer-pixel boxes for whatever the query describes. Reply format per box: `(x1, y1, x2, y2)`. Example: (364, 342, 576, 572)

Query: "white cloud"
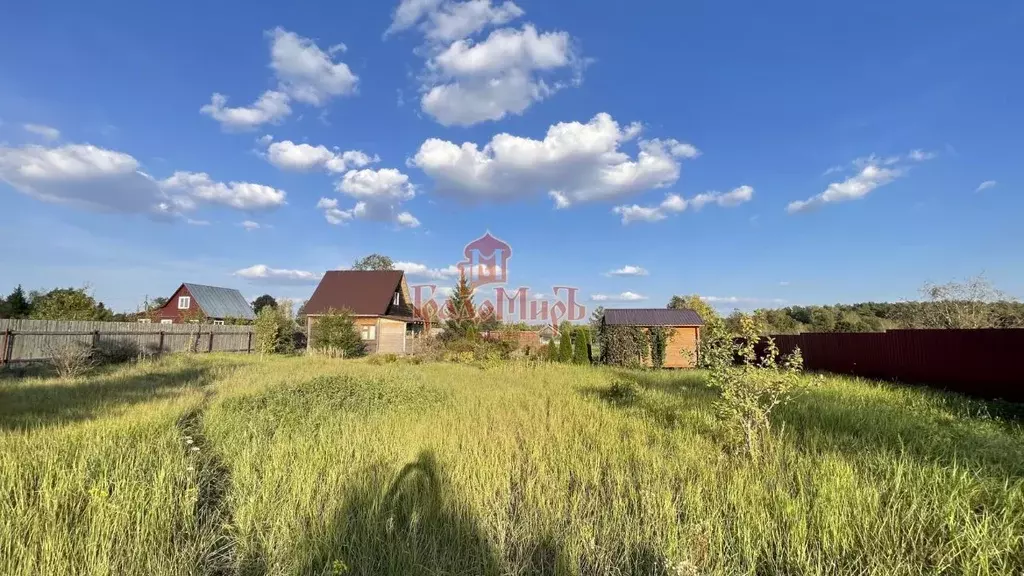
(200, 91, 292, 132)
(268, 27, 359, 106)
(787, 165, 901, 214)
(316, 169, 420, 228)
(908, 149, 937, 162)
(186, 218, 211, 226)
(395, 261, 462, 279)
(160, 171, 287, 210)
(241, 220, 261, 230)
(412, 113, 698, 206)
(613, 187, 751, 225)
(606, 265, 648, 277)
(778, 281, 791, 287)
(591, 291, 648, 302)
(0, 143, 168, 213)
(690, 185, 754, 209)
(975, 180, 997, 193)
(234, 264, 322, 284)
(202, 28, 357, 130)
(387, 0, 525, 43)
(0, 142, 287, 217)
(264, 139, 377, 173)
(420, 24, 579, 126)
(23, 124, 61, 141)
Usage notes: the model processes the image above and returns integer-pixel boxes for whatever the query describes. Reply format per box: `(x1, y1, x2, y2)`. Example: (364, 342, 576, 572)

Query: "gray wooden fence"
(0, 319, 254, 364)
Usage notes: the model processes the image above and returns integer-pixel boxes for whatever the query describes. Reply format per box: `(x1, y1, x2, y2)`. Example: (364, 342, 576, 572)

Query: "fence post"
(1, 329, 10, 366)
(92, 329, 100, 350)
(208, 332, 214, 353)
(247, 331, 252, 354)
(158, 331, 165, 354)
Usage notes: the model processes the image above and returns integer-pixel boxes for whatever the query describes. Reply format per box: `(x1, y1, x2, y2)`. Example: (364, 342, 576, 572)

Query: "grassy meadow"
(1, 354, 1023, 575)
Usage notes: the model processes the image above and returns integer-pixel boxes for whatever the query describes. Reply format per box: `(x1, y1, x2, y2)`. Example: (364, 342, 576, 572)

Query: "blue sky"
(1, 0, 1021, 316)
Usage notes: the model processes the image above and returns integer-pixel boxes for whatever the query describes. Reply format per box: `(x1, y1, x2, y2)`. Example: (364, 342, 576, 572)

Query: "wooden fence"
(764, 329, 1024, 402)
(0, 319, 254, 365)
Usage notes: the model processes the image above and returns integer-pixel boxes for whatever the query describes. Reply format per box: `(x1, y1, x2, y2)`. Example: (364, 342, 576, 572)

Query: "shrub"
(572, 327, 590, 365)
(545, 339, 557, 361)
(558, 329, 573, 363)
(312, 310, 366, 358)
(254, 307, 280, 356)
(92, 338, 142, 365)
(369, 353, 400, 365)
(45, 340, 94, 379)
(708, 314, 809, 458)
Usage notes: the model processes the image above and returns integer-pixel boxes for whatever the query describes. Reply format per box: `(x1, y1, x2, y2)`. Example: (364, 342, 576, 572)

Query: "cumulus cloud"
(22, 124, 61, 141)
(241, 220, 261, 230)
(200, 91, 292, 132)
(975, 180, 997, 193)
(613, 186, 751, 225)
(160, 171, 286, 210)
(606, 265, 648, 277)
(387, 1, 581, 126)
(591, 292, 648, 302)
(202, 28, 358, 130)
(263, 139, 377, 173)
(0, 142, 287, 217)
(420, 24, 579, 126)
(397, 261, 503, 280)
(787, 165, 902, 214)
(316, 168, 420, 227)
(268, 27, 359, 105)
(412, 113, 698, 207)
(234, 264, 323, 284)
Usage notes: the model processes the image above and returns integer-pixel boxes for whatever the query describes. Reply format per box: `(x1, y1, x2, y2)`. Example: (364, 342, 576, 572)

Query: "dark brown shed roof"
(304, 270, 405, 316)
(603, 308, 704, 327)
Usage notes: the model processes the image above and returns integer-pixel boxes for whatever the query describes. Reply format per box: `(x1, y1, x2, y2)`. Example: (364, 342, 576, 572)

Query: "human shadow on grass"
(0, 364, 218, 431)
(299, 451, 501, 576)
(774, 384, 1024, 478)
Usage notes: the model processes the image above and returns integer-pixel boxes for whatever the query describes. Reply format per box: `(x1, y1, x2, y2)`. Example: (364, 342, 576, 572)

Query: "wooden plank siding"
(377, 318, 407, 354)
(663, 326, 699, 368)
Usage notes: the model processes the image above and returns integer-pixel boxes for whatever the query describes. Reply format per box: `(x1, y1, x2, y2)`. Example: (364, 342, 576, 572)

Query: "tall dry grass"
(2, 354, 1022, 575)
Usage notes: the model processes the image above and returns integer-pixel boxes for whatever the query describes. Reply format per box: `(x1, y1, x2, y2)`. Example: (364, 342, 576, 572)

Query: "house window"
(361, 325, 376, 340)
(178, 296, 191, 309)
(160, 319, 173, 325)
(213, 320, 224, 326)
(137, 318, 151, 324)
(393, 292, 400, 306)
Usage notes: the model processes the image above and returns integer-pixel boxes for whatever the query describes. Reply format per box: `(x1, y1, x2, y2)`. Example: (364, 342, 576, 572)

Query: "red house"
(149, 283, 256, 325)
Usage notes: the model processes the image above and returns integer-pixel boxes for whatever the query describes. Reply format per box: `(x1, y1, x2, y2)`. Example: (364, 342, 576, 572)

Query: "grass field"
(2, 354, 1023, 576)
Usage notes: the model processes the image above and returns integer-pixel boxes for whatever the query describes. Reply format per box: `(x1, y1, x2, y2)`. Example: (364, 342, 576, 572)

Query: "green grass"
(2, 355, 1022, 575)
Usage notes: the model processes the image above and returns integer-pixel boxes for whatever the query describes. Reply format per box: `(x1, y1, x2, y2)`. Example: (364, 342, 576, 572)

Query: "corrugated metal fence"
(765, 329, 1024, 401)
(0, 319, 254, 364)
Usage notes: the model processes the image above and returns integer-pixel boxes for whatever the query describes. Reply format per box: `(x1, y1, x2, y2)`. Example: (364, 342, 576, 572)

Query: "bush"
(545, 339, 557, 361)
(599, 325, 649, 367)
(312, 310, 366, 358)
(572, 327, 590, 365)
(92, 339, 142, 365)
(648, 326, 669, 369)
(45, 340, 94, 379)
(368, 353, 400, 365)
(708, 314, 809, 458)
(558, 329, 573, 363)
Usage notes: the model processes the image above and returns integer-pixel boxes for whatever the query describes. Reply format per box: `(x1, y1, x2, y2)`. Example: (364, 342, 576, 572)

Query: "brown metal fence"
(764, 329, 1024, 402)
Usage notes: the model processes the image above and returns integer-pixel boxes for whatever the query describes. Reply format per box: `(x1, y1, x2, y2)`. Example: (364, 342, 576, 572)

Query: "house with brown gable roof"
(303, 270, 422, 354)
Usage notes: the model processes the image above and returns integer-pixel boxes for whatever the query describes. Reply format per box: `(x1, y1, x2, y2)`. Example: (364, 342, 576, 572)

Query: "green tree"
(668, 294, 729, 369)
(558, 328, 573, 362)
(572, 326, 590, 364)
(253, 306, 280, 356)
(545, 338, 557, 361)
(311, 309, 365, 357)
(588, 306, 605, 333)
(29, 287, 113, 321)
(252, 294, 278, 315)
(443, 273, 477, 340)
(2, 285, 31, 319)
(352, 254, 394, 271)
(477, 302, 501, 332)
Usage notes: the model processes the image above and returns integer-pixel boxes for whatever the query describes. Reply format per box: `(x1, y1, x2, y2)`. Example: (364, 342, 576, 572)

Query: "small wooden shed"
(601, 308, 704, 368)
